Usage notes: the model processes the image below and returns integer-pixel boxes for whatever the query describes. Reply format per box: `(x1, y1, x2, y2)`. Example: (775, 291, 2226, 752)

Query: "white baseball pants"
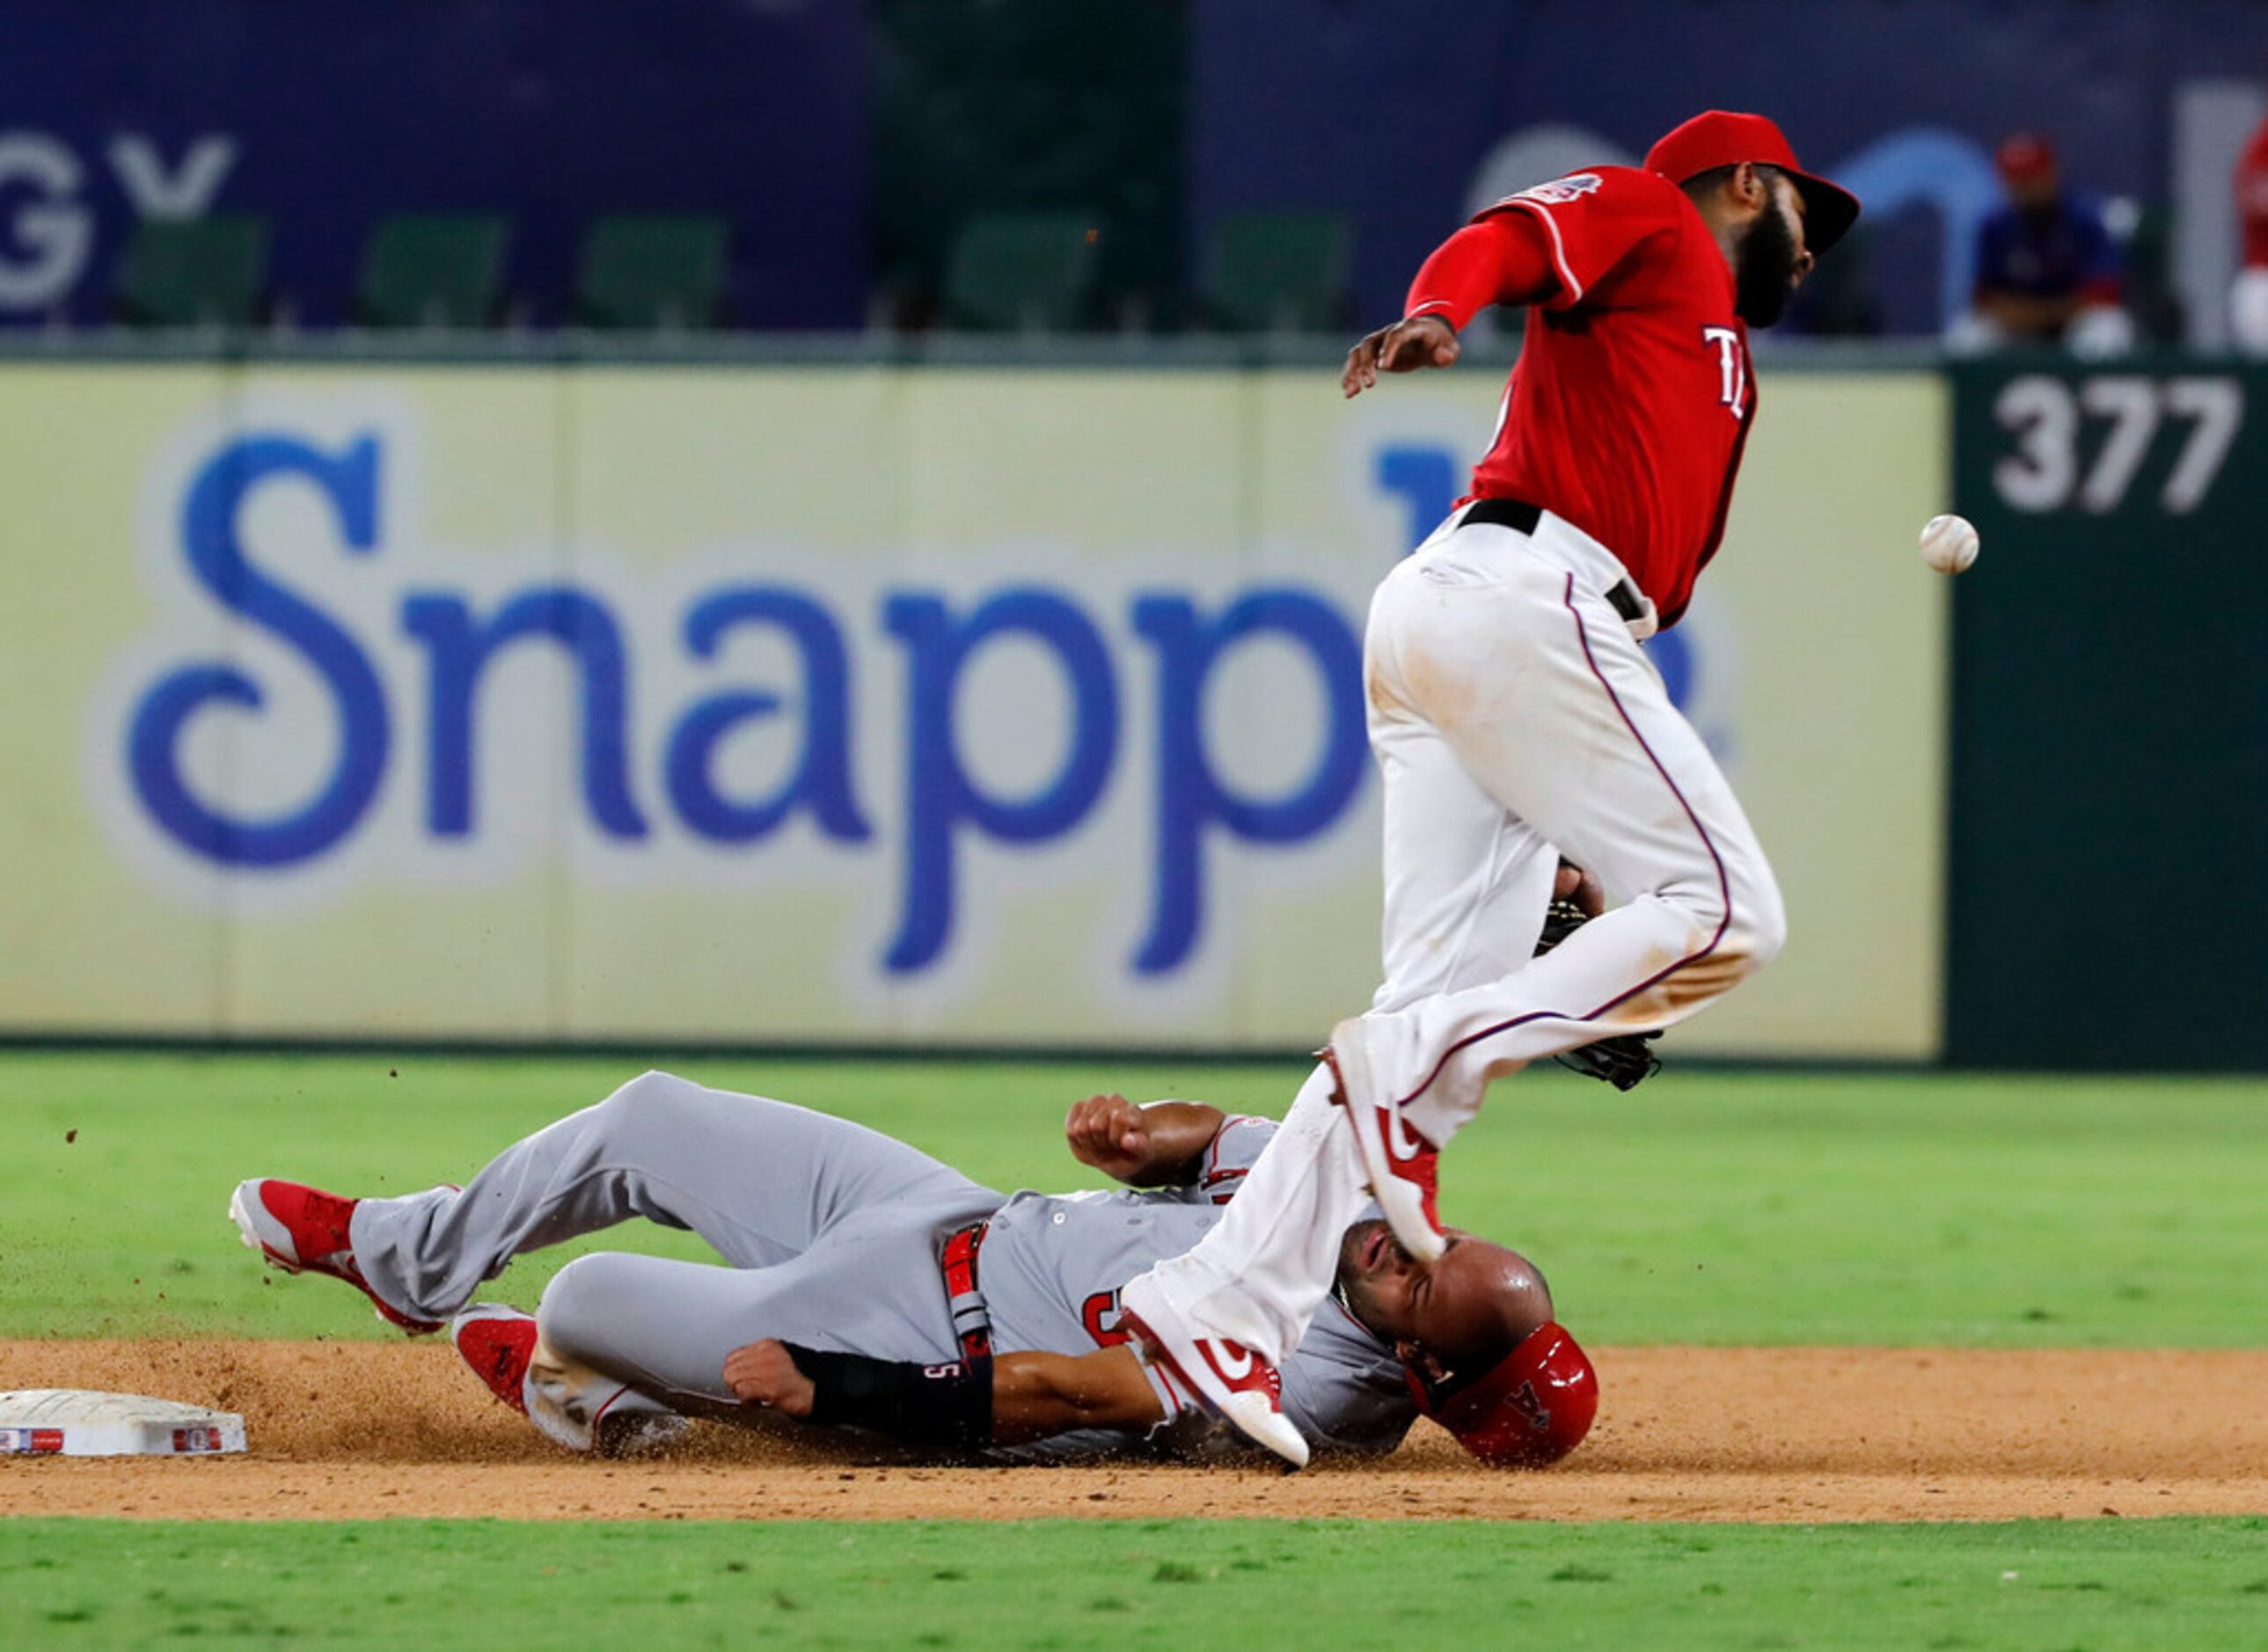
(1135, 506, 1786, 1361)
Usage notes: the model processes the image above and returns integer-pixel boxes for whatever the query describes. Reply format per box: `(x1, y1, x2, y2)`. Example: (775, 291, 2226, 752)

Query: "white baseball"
(1919, 513, 1979, 575)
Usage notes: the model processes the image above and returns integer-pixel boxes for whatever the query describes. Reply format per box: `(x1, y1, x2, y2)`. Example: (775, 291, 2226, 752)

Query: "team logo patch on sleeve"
(1510, 172, 1604, 206)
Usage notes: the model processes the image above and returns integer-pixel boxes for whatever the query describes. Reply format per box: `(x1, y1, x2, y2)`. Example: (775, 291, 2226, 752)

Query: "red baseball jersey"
(1442, 166, 1755, 627)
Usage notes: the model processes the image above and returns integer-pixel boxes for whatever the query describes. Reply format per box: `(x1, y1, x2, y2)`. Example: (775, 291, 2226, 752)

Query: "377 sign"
(1989, 373, 2243, 515)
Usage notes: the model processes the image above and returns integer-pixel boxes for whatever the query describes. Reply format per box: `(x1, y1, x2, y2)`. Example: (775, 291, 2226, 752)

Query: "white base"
(0, 1389, 246, 1457)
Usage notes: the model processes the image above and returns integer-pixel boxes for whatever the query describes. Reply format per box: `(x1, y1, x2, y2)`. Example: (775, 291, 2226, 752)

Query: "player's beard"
(1733, 197, 1801, 327)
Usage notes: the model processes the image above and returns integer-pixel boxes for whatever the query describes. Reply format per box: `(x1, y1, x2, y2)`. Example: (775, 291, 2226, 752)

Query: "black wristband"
(781, 1342, 993, 1452)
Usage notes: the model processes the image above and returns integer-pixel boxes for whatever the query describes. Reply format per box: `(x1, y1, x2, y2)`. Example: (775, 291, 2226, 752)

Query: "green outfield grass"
(6, 1054, 2264, 1651)
(1, 1052, 2264, 1346)
(2, 1517, 2264, 1648)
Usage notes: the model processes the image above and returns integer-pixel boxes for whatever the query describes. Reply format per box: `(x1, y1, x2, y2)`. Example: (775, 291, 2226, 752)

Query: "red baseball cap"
(1644, 109, 1862, 254)
(1995, 132, 2058, 182)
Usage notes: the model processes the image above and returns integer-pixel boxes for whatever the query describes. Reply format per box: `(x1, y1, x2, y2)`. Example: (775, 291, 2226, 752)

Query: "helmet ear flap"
(1401, 1358, 1443, 1417)
(1408, 1322, 1599, 1467)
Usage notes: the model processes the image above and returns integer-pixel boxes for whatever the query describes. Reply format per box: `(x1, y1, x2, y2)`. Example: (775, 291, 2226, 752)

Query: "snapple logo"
(107, 427, 1369, 976)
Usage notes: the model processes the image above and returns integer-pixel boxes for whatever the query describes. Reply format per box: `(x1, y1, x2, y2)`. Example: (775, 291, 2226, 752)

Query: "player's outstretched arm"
(988, 1346, 1164, 1444)
(1064, 1094, 1225, 1187)
(1343, 214, 1562, 398)
(724, 1338, 1163, 1450)
(727, 1338, 988, 1452)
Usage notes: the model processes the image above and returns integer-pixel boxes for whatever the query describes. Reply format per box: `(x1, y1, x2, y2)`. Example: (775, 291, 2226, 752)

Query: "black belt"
(1460, 497, 1648, 625)
(939, 1221, 993, 1362)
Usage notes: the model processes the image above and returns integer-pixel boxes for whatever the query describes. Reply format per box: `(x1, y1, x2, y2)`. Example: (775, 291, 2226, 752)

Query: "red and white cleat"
(450, 1302, 539, 1412)
(450, 1304, 687, 1458)
(228, 1178, 443, 1335)
(1321, 1018, 1446, 1266)
(1117, 1274, 1308, 1469)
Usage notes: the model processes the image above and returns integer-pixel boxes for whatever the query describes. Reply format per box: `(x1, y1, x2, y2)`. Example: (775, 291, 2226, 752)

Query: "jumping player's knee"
(1658, 859, 1783, 987)
(1743, 877, 1788, 971)
(1715, 866, 1787, 981)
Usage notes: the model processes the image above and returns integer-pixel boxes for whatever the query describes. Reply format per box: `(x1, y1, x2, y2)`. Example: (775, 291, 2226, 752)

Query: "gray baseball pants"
(348, 1071, 1001, 1408)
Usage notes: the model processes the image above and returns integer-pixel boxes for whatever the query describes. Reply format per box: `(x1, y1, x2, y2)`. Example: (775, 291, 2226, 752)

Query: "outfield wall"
(1948, 361, 2268, 1069)
(0, 358, 1946, 1056)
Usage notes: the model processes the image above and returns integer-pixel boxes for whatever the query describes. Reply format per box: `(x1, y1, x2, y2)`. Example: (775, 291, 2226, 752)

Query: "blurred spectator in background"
(1953, 131, 2133, 356)
(2231, 110, 2268, 355)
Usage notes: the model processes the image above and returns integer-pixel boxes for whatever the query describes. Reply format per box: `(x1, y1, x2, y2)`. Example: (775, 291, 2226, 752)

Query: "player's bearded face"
(1734, 185, 1803, 327)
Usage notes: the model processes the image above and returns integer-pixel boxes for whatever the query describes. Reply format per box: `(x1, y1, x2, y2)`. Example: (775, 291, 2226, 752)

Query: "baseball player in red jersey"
(2233, 113, 2268, 355)
(1117, 112, 1861, 1463)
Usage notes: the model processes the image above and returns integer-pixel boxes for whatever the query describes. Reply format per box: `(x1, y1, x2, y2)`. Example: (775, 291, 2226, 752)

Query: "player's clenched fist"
(1343, 314, 1460, 398)
(724, 1338, 816, 1416)
(1064, 1093, 1152, 1180)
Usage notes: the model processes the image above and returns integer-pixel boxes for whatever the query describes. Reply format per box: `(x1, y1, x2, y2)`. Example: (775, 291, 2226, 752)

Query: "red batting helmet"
(1643, 109, 1862, 255)
(1405, 1321, 1599, 1467)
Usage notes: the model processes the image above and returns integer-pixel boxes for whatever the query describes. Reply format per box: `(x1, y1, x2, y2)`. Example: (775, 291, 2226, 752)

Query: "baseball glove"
(1535, 898, 1664, 1092)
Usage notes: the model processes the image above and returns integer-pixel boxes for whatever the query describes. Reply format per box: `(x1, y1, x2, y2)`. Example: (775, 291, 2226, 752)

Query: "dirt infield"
(3, 1341, 2264, 1524)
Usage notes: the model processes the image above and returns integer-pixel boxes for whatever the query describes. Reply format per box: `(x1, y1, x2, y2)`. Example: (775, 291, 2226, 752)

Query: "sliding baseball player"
(230, 1070, 1595, 1468)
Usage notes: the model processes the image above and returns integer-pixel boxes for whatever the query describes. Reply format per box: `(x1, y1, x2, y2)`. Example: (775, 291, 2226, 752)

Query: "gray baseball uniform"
(348, 1070, 1414, 1458)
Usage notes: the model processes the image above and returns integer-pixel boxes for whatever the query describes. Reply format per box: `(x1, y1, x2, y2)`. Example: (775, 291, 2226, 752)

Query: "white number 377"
(1994, 374, 2242, 515)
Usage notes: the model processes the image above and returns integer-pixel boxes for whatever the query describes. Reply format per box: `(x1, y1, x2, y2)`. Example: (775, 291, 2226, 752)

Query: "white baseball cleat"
(1117, 1273, 1308, 1469)
(450, 1304, 687, 1458)
(1321, 1018, 1447, 1266)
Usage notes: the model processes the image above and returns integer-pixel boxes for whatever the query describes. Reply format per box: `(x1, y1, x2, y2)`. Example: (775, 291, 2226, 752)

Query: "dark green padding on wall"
(1948, 360, 2268, 1068)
